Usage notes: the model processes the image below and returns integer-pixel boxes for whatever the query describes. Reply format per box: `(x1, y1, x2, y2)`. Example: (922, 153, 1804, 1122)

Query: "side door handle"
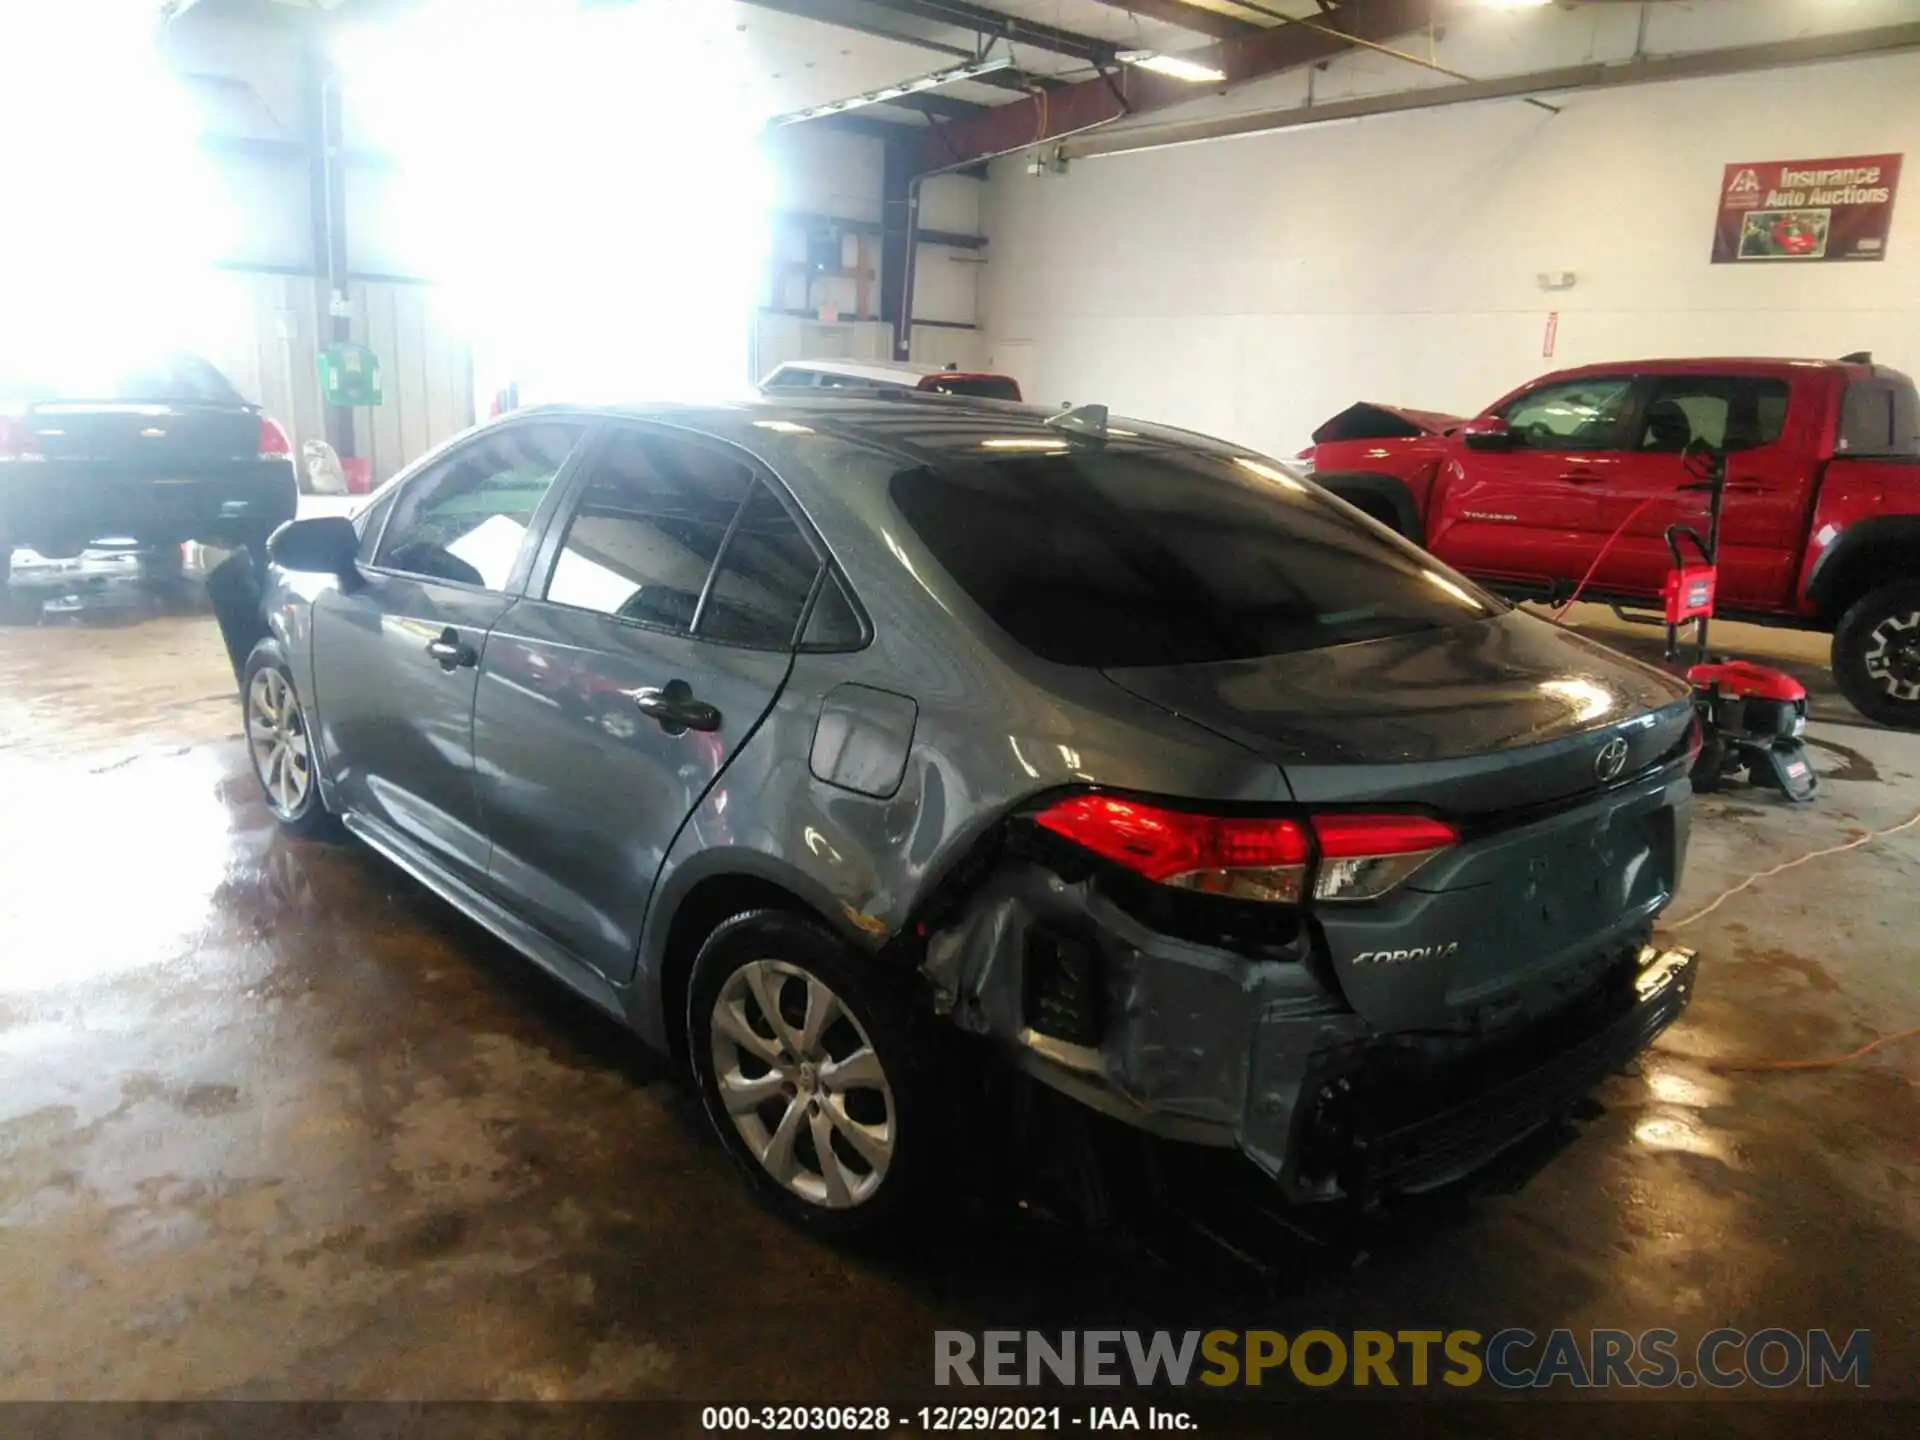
(634, 678, 722, 735)
(1560, 469, 1607, 484)
(426, 628, 479, 671)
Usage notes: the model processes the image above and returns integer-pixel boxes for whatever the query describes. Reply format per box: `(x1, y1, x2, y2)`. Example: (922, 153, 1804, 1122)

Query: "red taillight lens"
(1035, 796, 1310, 903)
(1033, 797, 1456, 905)
(258, 415, 292, 460)
(0, 415, 41, 460)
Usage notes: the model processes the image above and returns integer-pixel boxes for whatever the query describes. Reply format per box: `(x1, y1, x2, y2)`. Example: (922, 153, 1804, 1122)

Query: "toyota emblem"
(1594, 736, 1630, 782)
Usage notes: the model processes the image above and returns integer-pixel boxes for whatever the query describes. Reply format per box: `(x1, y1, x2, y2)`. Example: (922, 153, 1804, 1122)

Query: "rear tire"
(687, 910, 943, 1242)
(1831, 582, 1920, 729)
(241, 642, 337, 837)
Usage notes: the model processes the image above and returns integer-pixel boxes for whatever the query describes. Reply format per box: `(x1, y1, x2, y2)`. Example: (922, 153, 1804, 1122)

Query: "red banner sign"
(1712, 153, 1902, 263)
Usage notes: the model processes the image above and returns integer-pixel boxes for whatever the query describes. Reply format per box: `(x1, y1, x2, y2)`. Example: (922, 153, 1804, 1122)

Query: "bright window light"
(337, 0, 769, 408)
(0, 2, 235, 387)
(1118, 51, 1227, 85)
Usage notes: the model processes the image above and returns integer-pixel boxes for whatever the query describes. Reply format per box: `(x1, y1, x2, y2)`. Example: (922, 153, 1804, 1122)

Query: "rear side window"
(921, 375, 1021, 402)
(545, 429, 752, 630)
(1839, 381, 1920, 457)
(763, 367, 817, 391)
(699, 486, 821, 648)
(1636, 376, 1791, 453)
(887, 447, 1494, 668)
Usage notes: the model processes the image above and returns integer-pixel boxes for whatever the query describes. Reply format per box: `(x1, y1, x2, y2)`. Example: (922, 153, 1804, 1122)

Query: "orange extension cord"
(1655, 808, 1920, 1074)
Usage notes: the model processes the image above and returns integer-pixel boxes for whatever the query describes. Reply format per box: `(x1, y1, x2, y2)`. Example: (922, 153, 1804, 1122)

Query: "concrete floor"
(1, 580, 1915, 1417)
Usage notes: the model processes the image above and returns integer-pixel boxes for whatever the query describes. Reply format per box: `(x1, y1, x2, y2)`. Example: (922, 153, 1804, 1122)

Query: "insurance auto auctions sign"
(1712, 153, 1902, 263)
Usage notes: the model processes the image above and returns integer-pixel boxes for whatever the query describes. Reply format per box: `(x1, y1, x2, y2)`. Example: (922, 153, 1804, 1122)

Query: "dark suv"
(219, 395, 1699, 1237)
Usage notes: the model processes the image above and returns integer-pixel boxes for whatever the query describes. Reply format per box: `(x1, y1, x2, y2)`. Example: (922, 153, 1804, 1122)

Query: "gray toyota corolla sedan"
(216, 394, 1699, 1239)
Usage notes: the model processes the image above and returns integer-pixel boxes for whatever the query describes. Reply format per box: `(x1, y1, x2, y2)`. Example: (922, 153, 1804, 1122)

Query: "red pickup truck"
(1301, 356, 1920, 727)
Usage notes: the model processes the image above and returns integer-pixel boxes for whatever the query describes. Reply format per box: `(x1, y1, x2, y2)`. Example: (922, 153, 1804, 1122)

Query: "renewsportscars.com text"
(934, 1328, 1870, 1391)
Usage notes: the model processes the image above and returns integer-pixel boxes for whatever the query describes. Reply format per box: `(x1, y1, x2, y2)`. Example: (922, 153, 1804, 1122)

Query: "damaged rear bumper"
(922, 861, 1697, 1205)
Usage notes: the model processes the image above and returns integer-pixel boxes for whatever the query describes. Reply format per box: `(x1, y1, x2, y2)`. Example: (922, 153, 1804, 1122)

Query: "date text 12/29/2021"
(702, 1406, 1195, 1432)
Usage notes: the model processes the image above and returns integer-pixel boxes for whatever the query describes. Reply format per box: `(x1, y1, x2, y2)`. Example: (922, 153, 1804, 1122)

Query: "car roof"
(764, 358, 1012, 385)
(1534, 356, 1880, 383)
(503, 393, 1245, 467)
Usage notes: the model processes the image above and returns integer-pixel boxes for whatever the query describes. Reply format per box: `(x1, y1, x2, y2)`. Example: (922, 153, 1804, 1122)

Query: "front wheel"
(241, 643, 336, 835)
(1832, 582, 1920, 728)
(687, 910, 942, 1240)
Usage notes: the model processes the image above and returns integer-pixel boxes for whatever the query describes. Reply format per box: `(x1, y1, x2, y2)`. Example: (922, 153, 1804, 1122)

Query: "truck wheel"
(1832, 582, 1920, 728)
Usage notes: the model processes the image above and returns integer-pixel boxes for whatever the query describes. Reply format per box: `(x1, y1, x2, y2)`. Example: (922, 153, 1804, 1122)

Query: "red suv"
(1302, 356, 1920, 727)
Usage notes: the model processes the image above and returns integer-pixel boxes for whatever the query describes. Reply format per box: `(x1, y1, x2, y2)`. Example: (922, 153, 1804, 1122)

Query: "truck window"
(1634, 376, 1791, 453)
(1499, 377, 1634, 450)
(1839, 381, 1920, 457)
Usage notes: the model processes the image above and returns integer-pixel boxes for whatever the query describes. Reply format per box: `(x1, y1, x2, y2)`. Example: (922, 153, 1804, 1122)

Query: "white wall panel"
(984, 46, 1920, 458)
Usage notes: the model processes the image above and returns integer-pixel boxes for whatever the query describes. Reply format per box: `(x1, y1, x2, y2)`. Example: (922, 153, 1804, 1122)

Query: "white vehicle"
(758, 358, 1023, 402)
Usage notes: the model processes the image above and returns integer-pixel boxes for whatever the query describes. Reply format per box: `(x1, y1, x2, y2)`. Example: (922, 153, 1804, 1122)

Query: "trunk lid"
(23, 401, 261, 467)
(1103, 609, 1695, 817)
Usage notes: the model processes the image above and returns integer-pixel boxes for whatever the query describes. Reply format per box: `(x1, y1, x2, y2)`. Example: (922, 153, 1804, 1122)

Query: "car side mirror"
(268, 516, 360, 580)
(1460, 417, 1513, 452)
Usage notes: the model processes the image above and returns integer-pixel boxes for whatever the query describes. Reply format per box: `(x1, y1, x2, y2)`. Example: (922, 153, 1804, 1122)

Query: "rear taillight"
(1033, 796, 1456, 905)
(0, 415, 41, 461)
(258, 416, 292, 461)
(1309, 813, 1457, 901)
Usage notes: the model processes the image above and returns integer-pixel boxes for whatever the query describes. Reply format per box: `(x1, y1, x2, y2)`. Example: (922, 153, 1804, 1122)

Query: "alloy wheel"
(709, 959, 895, 1209)
(1862, 609, 1920, 701)
(246, 667, 313, 818)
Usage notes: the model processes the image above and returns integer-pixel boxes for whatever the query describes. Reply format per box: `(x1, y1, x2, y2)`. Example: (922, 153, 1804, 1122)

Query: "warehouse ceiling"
(165, 1, 1396, 124)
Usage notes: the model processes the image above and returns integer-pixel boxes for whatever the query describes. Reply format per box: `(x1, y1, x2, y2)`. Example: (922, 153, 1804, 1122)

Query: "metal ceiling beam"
(916, 0, 1434, 170)
(857, 0, 1120, 65)
(741, 0, 1057, 93)
(1081, 1, 1264, 44)
(740, 0, 977, 59)
(887, 90, 991, 118)
(1060, 18, 1920, 159)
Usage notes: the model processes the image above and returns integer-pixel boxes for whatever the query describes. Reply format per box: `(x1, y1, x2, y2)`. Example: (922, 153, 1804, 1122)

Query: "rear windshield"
(920, 375, 1021, 402)
(1838, 379, 1920, 457)
(1, 353, 243, 405)
(887, 445, 1495, 668)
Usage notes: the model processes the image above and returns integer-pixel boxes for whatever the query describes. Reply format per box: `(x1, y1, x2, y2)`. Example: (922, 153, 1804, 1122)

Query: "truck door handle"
(634, 679, 721, 735)
(1560, 469, 1605, 484)
(426, 629, 478, 670)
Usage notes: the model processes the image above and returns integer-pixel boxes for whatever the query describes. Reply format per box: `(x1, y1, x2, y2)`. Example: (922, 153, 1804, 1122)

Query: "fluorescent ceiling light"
(774, 55, 1015, 126)
(1118, 50, 1226, 85)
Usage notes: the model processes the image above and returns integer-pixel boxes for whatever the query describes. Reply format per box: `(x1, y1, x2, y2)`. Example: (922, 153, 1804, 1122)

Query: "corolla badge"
(1352, 942, 1459, 966)
(1595, 736, 1630, 781)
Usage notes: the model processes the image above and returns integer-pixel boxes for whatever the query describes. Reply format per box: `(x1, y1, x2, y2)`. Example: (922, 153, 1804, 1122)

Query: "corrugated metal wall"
(349, 281, 475, 484)
(198, 271, 474, 489)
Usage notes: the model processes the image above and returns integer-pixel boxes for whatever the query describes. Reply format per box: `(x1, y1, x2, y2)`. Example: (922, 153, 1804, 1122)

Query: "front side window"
(1500, 377, 1635, 450)
(544, 429, 752, 632)
(1635, 375, 1791, 453)
(374, 422, 583, 590)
